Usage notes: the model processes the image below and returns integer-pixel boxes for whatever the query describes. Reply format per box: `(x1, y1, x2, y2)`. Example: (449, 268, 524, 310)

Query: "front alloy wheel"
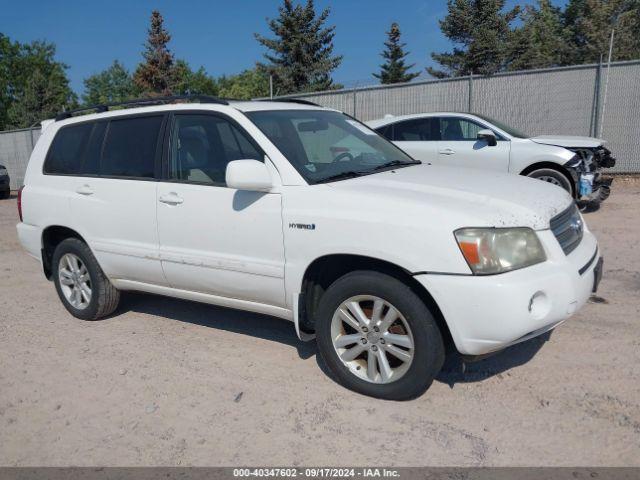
(331, 296, 414, 384)
(316, 271, 445, 400)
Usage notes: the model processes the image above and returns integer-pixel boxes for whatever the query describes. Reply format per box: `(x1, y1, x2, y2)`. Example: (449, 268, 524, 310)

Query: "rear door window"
(392, 118, 440, 141)
(101, 115, 164, 179)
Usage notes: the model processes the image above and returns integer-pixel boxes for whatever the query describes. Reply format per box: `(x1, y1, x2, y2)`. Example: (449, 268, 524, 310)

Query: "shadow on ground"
(117, 291, 551, 389)
(117, 291, 317, 360)
(436, 331, 552, 388)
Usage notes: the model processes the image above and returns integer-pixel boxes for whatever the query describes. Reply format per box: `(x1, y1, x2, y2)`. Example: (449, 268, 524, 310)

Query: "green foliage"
(0, 34, 76, 129)
(564, 0, 640, 64)
(507, 0, 570, 70)
(217, 68, 269, 99)
(82, 60, 136, 105)
(172, 60, 219, 96)
(373, 23, 420, 84)
(255, 0, 343, 94)
(134, 10, 175, 96)
(428, 0, 520, 78)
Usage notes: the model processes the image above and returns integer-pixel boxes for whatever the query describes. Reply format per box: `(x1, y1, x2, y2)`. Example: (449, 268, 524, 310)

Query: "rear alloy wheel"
(316, 271, 444, 400)
(52, 238, 120, 320)
(527, 168, 573, 195)
(58, 253, 92, 310)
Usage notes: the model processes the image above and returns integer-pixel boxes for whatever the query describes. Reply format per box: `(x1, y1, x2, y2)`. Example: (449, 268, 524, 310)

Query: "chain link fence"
(0, 127, 41, 190)
(0, 60, 638, 189)
(275, 60, 640, 174)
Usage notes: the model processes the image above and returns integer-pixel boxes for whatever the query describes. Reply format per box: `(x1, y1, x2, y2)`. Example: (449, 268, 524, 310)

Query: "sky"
(0, 0, 559, 96)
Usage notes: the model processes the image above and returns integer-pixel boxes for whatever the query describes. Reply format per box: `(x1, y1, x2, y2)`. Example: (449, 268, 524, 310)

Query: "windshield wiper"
(369, 159, 420, 172)
(315, 170, 368, 184)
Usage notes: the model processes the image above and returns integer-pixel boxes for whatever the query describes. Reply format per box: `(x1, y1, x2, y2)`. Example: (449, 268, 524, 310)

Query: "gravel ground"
(0, 180, 639, 467)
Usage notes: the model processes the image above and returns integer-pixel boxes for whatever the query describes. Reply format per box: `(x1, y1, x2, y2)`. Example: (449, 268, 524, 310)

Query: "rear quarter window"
(44, 123, 94, 175)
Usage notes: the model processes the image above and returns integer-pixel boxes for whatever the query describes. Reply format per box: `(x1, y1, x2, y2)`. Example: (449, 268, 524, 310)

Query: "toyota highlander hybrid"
(17, 96, 603, 400)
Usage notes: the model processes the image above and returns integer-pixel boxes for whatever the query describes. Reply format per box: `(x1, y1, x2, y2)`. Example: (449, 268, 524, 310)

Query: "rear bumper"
(416, 229, 599, 355)
(16, 222, 42, 261)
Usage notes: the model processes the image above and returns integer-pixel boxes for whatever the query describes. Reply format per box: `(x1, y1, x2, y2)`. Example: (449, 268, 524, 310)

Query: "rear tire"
(52, 238, 120, 320)
(0, 190, 9, 199)
(527, 168, 573, 195)
(315, 271, 445, 400)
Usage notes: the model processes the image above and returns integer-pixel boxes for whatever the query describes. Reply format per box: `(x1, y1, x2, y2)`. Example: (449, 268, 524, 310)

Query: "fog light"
(528, 291, 550, 320)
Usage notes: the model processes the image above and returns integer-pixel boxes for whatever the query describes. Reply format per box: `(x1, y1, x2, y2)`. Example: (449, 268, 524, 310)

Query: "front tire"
(316, 271, 445, 400)
(527, 168, 574, 195)
(52, 238, 120, 320)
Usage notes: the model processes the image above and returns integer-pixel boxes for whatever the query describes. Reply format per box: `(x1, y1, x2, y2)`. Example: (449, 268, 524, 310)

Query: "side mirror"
(477, 129, 497, 146)
(225, 160, 274, 192)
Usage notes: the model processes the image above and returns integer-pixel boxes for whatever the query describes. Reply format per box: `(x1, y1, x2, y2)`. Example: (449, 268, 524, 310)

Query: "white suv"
(17, 96, 602, 400)
(367, 112, 616, 208)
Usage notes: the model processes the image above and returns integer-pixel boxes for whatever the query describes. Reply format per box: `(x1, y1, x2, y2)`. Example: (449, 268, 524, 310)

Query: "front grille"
(550, 204, 583, 255)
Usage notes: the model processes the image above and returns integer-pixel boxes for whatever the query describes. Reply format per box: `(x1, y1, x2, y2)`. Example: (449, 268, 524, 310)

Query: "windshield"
(246, 110, 419, 184)
(473, 114, 529, 139)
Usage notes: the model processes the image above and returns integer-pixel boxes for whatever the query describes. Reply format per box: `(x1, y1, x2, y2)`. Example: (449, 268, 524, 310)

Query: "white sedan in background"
(367, 112, 616, 207)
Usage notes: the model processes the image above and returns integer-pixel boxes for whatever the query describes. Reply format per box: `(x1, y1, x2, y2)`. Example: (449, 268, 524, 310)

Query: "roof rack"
(262, 98, 320, 107)
(55, 95, 229, 121)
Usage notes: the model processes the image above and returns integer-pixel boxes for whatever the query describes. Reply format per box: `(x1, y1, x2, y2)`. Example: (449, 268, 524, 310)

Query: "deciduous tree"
(0, 36, 76, 129)
(83, 60, 136, 105)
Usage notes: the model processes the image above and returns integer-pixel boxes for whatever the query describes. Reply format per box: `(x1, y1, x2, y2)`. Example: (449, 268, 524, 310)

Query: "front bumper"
(416, 229, 600, 355)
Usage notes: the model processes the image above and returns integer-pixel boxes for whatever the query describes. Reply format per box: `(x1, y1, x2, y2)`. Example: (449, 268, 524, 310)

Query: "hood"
(327, 164, 572, 231)
(530, 135, 604, 148)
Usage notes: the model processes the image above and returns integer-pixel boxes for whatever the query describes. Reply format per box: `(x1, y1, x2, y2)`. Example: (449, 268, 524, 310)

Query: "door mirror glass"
(477, 129, 497, 146)
(226, 160, 273, 192)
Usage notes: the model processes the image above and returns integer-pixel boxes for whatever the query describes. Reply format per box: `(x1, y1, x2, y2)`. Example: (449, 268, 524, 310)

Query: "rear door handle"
(439, 148, 455, 155)
(159, 193, 184, 205)
(76, 185, 94, 196)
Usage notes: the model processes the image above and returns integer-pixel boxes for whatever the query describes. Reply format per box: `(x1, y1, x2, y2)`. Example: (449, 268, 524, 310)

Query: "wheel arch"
(41, 226, 88, 279)
(297, 253, 453, 347)
(520, 161, 577, 198)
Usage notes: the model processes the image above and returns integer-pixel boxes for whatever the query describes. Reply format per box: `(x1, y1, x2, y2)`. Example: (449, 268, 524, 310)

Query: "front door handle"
(159, 193, 184, 205)
(76, 185, 94, 196)
(438, 148, 455, 155)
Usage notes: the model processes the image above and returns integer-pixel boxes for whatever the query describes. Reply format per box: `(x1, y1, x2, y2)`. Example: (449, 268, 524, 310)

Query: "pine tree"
(83, 60, 136, 105)
(564, 0, 640, 64)
(428, 0, 520, 78)
(134, 10, 175, 96)
(373, 23, 419, 84)
(507, 0, 570, 71)
(255, 0, 343, 94)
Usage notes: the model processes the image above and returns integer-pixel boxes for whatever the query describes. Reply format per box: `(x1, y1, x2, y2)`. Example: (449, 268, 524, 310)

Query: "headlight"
(454, 227, 546, 275)
(0, 168, 7, 176)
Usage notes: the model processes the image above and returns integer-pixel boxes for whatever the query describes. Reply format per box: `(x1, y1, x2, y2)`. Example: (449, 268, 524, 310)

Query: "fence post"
(468, 72, 474, 113)
(352, 87, 357, 118)
(591, 57, 603, 137)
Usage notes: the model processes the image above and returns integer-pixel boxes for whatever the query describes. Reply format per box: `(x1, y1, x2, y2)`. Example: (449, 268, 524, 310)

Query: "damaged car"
(368, 112, 615, 209)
